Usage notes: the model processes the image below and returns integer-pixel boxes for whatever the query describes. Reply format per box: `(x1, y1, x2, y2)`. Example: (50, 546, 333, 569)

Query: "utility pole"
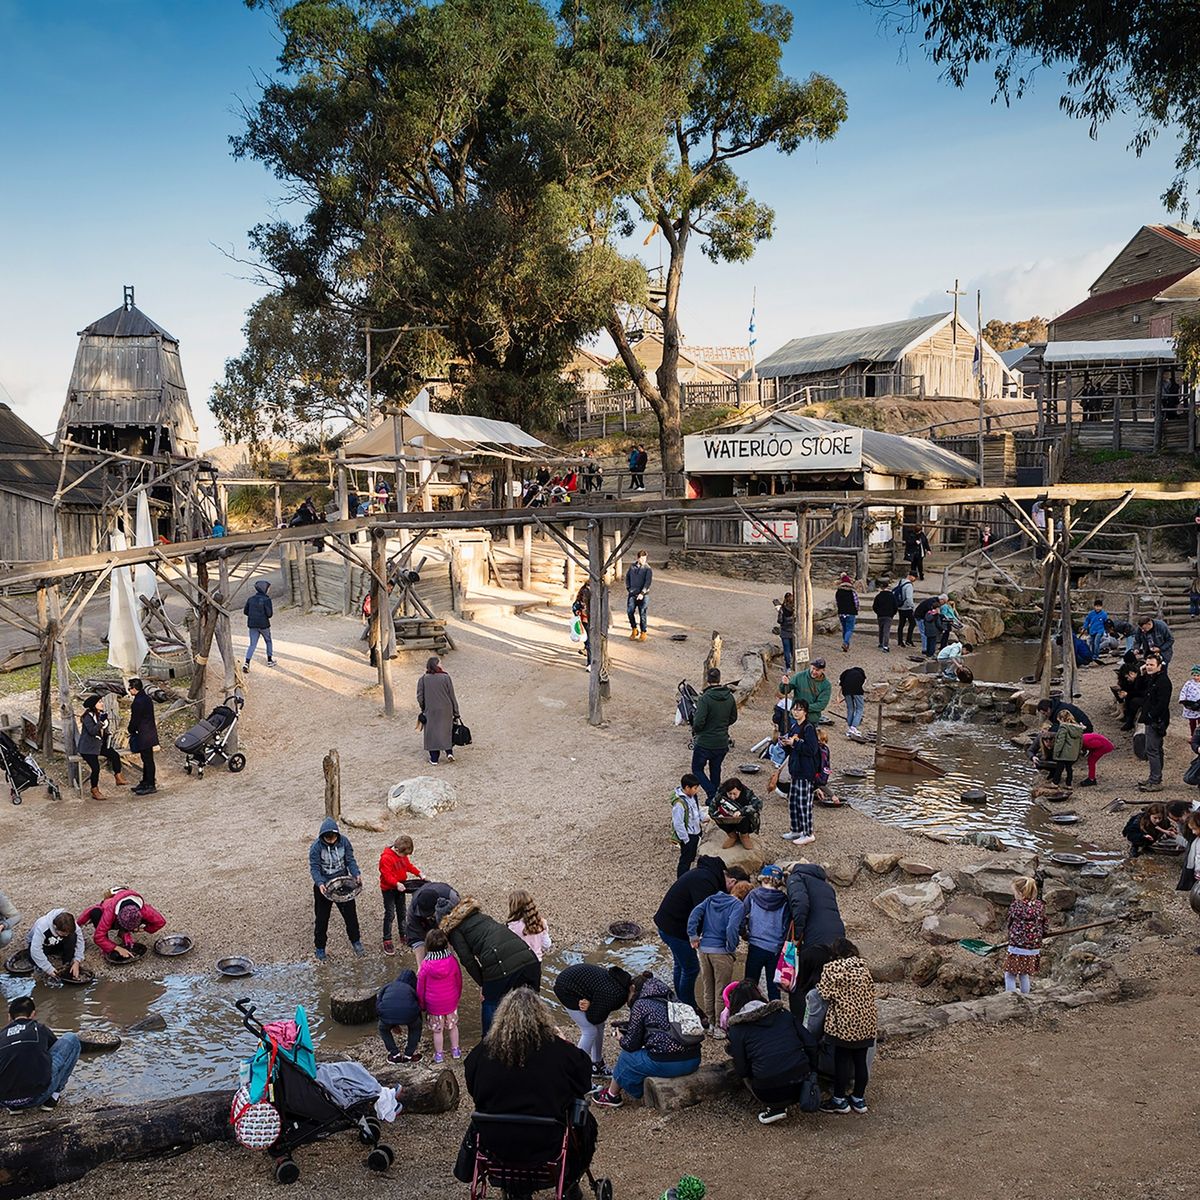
(946, 278, 966, 346)
(977, 289, 986, 478)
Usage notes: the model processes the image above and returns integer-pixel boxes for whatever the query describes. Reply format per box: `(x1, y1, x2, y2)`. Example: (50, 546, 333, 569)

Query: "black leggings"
(896, 610, 916, 645)
(82, 749, 122, 788)
(314, 885, 361, 950)
(1048, 761, 1074, 785)
(832, 1038, 871, 1100)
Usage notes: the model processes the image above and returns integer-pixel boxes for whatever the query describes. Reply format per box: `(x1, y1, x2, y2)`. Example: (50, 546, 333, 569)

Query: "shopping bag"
(774, 924, 799, 992)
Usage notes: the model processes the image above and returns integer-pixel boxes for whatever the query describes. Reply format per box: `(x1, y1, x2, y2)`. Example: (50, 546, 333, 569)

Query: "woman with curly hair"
(453, 988, 598, 1199)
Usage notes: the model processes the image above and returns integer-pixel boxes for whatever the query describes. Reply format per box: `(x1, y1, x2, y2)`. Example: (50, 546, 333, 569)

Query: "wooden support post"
(48, 586, 77, 787)
(587, 520, 606, 726)
(36, 586, 52, 756)
(188, 558, 219, 705)
(564, 524, 576, 595)
(214, 555, 237, 733)
(371, 528, 395, 716)
(296, 542, 312, 613)
(797, 507, 813, 648)
(337, 449, 353, 616)
(611, 521, 625, 583)
(1059, 502, 1076, 701)
(1034, 557, 1060, 700)
(521, 525, 532, 591)
(705, 631, 722, 679)
(323, 748, 341, 820)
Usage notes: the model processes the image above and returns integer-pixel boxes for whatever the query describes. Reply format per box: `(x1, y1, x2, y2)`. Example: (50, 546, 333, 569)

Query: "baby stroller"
(1, 731, 61, 805)
(675, 680, 699, 727)
(176, 696, 245, 778)
(233, 998, 396, 1185)
(468, 1099, 612, 1200)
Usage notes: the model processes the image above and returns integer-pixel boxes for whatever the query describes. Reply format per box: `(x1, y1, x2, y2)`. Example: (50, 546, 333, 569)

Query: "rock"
(948, 895, 997, 929)
(341, 811, 389, 833)
(898, 859, 937, 877)
(872, 880, 946, 923)
(965, 831, 1008, 852)
(697, 827, 768, 876)
(1064, 940, 1102, 964)
(920, 913, 982, 944)
(869, 958, 907, 984)
(1145, 911, 1173, 935)
(825, 859, 862, 888)
(1041, 881, 1077, 913)
(863, 852, 901, 874)
(931, 871, 956, 892)
(960, 855, 1037, 905)
(935, 960, 995, 998)
(907, 947, 945, 986)
(387, 776, 457, 818)
(973, 608, 1005, 642)
(877, 999, 950, 1042)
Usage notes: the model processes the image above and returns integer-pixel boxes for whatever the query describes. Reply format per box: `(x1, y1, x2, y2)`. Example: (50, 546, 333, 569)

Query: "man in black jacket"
(0, 995, 81, 1111)
(127, 678, 159, 796)
(653, 856, 749, 1010)
(872, 583, 898, 652)
(785, 864, 846, 1019)
(625, 551, 653, 641)
(1138, 655, 1172, 791)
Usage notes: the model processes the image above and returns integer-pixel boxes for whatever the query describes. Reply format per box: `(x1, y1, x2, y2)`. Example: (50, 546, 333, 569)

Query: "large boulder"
(387, 776, 457, 818)
(697, 827, 769, 876)
(947, 895, 998, 930)
(907, 947, 945, 986)
(920, 913, 983, 945)
(863, 852, 901, 874)
(1041, 881, 1077, 913)
(959, 855, 1037, 905)
(872, 881, 946, 923)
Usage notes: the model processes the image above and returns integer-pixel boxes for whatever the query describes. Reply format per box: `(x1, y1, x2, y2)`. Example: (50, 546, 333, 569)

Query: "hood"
(694, 855, 729, 886)
(748, 887, 787, 912)
(790, 863, 828, 882)
(703, 685, 735, 701)
(254, 580, 271, 594)
(636, 976, 671, 1003)
(395, 968, 417, 989)
(728, 999, 789, 1027)
(440, 897, 480, 934)
(318, 817, 341, 838)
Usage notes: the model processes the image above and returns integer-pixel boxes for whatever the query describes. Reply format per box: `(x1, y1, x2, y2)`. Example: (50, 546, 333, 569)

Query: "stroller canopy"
(248, 1005, 316, 1103)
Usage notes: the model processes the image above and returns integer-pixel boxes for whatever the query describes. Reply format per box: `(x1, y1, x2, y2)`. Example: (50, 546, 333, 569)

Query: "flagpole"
(749, 286, 758, 385)
(976, 289, 985, 478)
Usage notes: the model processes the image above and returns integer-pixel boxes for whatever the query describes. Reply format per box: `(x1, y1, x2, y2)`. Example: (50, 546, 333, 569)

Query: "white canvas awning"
(345, 389, 549, 461)
(1043, 338, 1177, 364)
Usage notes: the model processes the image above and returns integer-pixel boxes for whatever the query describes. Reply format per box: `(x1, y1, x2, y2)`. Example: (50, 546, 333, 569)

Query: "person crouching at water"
(709, 777, 762, 850)
(1002, 878, 1046, 996)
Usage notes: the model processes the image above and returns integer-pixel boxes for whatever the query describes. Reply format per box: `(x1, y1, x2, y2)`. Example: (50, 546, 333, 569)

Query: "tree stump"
(642, 1061, 740, 1112)
(704, 631, 722, 680)
(330, 985, 380, 1025)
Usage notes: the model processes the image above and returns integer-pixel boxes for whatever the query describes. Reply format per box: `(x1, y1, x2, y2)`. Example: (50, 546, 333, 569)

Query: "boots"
(90, 786, 108, 801)
(113, 772, 127, 786)
(721, 832, 738, 849)
(737, 833, 756, 850)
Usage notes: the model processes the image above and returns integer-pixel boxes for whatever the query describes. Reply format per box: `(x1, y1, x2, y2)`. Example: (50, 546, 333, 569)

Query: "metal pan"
(154, 934, 195, 958)
(4, 950, 34, 976)
(1049, 852, 1088, 866)
(325, 876, 363, 904)
(217, 956, 255, 978)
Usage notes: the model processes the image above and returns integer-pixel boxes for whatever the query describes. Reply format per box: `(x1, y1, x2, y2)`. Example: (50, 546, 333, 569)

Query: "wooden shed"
(0, 404, 103, 568)
(56, 288, 199, 458)
(753, 312, 1012, 404)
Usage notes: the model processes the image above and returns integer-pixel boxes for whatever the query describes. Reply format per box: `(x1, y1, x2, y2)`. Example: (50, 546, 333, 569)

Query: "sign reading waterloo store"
(683, 427, 863, 474)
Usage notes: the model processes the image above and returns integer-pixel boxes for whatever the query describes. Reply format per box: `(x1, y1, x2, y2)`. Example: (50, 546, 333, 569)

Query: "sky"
(0, 1, 1185, 449)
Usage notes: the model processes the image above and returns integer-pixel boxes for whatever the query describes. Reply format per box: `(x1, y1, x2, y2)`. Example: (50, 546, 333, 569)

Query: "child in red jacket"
(379, 835, 423, 956)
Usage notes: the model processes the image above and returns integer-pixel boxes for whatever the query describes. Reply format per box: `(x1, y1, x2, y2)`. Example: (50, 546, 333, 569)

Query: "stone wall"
(670, 548, 859, 584)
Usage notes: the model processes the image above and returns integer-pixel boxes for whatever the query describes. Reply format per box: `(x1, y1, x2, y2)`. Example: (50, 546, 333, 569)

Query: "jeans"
(897, 610, 916, 646)
(139, 749, 156, 789)
(480, 961, 542, 1035)
(877, 615, 893, 649)
(627, 594, 648, 632)
(612, 1048, 700, 1100)
(247, 627, 274, 663)
(744, 943, 781, 1001)
(690, 745, 727, 801)
(676, 833, 700, 878)
(1191, 593, 1200, 617)
(22, 1033, 81, 1108)
(566, 1006, 606, 1065)
(657, 927, 700, 1009)
(838, 614, 856, 646)
(1088, 632, 1102, 660)
(831, 1038, 871, 1101)
(1145, 724, 1165, 784)
(845, 694, 865, 731)
(780, 636, 794, 670)
(382, 890, 407, 941)
(378, 1017, 422, 1058)
(313, 885, 361, 951)
(697, 951, 735, 1025)
(922, 626, 937, 656)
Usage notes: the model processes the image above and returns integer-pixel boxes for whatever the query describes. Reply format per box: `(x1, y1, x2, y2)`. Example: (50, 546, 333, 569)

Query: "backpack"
(890, 581, 907, 607)
(663, 992, 705, 1046)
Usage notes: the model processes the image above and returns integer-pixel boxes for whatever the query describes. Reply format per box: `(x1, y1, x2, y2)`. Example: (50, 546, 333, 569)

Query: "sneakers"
(1138, 780, 1164, 792)
(383, 940, 395, 956)
(793, 834, 816, 846)
(267, 658, 278, 667)
(131, 785, 157, 796)
(849, 1096, 868, 1115)
(434, 1052, 444, 1064)
(708, 1026, 726, 1040)
(39, 1094, 60, 1111)
(821, 1096, 850, 1114)
(243, 660, 251, 672)
(781, 831, 801, 842)
(1079, 778, 1097, 788)
(758, 1106, 787, 1124)
(389, 1051, 422, 1064)
(314, 948, 327, 962)
(445, 752, 455, 763)
(352, 941, 366, 957)
(589, 1086, 622, 1108)
(591, 1062, 612, 1078)
(451, 1047, 462, 1059)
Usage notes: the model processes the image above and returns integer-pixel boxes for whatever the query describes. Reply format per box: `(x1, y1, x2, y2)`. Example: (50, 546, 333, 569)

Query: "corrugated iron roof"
(735, 411, 979, 483)
(1055, 267, 1195, 324)
(80, 304, 177, 341)
(1043, 339, 1177, 364)
(753, 314, 951, 379)
(0, 405, 104, 503)
(1148, 223, 1200, 257)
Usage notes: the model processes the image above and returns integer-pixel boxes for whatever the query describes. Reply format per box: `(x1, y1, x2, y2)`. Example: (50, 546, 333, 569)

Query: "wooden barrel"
(330, 986, 380, 1026)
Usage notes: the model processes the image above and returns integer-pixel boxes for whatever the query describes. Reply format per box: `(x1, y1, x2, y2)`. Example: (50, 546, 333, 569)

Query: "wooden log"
(323, 749, 341, 820)
(0, 1067, 458, 1199)
(330, 985, 380, 1025)
(704, 631, 722, 679)
(643, 1062, 740, 1112)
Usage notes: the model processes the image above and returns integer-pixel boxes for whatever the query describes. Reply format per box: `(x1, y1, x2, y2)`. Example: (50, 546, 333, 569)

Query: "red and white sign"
(742, 519, 800, 544)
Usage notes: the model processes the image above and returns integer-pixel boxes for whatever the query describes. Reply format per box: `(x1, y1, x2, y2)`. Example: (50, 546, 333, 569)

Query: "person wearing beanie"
(77, 888, 165, 960)
(553, 963, 637, 1077)
(834, 575, 859, 652)
(403, 881, 460, 962)
(76, 694, 126, 801)
(126, 678, 159, 796)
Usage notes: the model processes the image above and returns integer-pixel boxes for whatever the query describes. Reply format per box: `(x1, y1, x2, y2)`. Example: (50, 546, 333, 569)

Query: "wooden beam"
(371, 528, 395, 716)
(587, 520, 605, 726)
(48, 586, 77, 788)
(214, 555, 238, 705)
(323, 748, 341, 820)
(36, 587, 51, 755)
(1058, 502, 1077, 702)
(58, 564, 116, 642)
(521, 525, 533, 591)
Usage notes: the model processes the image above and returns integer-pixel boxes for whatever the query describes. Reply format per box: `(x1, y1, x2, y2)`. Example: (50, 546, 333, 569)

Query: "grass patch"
(0, 650, 115, 700)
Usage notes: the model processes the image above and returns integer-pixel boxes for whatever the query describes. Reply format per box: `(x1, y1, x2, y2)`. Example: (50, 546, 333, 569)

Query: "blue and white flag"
(971, 336, 981, 377)
(748, 305, 757, 350)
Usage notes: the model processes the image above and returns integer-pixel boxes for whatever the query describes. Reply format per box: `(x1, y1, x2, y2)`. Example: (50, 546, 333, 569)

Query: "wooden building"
(56, 288, 199, 458)
(0, 404, 103, 567)
(753, 313, 1013, 404)
(1049, 223, 1200, 342)
(624, 332, 736, 386)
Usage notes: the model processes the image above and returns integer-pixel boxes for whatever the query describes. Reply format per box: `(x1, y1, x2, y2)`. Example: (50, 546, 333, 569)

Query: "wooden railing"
(563, 379, 776, 436)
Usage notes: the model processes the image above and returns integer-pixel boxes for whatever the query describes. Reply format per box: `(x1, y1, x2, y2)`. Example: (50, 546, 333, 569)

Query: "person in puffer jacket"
(725, 980, 816, 1124)
(242, 580, 276, 669)
(440, 898, 540, 1036)
(817, 939, 878, 1115)
(742, 866, 789, 1000)
(786, 863, 846, 1019)
(77, 889, 165, 959)
(687, 882, 753, 1030)
(590, 975, 701, 1108)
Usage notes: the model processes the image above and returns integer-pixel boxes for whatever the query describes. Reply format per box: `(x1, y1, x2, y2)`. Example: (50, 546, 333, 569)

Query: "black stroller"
(176, 696, 245, 778)
(1, 731, 61, 805)
(234, 998, 396, 1185)
(676, 680, 699, 726)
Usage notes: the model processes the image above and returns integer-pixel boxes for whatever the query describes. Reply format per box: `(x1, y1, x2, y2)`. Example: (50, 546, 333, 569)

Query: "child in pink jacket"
(78, 889, 165, 959)
(416, 927, 463, 1063)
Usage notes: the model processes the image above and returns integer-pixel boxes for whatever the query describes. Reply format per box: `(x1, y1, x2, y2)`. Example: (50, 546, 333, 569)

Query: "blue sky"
(0, 1, 1183, 447)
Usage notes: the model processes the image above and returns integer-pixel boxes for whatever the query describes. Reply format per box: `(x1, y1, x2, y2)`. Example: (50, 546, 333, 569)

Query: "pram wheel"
(47, 783, 60, 801)
(10, 788, 21, 805)
(366, 1145, 393, 1172)
(594, 1179, 613, 1200)
(196, 766, 204, 779)
(359, 1116, 382, 1144)
(274, 1157, 300, 1185)
(184, 762, 192, 775)
(228, 753, 247, 773)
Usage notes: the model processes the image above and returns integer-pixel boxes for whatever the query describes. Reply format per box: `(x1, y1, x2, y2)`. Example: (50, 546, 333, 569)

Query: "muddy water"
(0, 940, 666, 1104)
(840, 719, 1120, 865)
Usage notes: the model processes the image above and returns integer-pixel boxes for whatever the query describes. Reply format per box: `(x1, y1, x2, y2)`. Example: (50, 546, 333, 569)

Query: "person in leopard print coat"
(817, 939, 877, 1114)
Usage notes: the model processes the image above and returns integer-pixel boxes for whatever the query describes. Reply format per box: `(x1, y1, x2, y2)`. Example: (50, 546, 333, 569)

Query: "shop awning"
(1042, 339, 1177, 365)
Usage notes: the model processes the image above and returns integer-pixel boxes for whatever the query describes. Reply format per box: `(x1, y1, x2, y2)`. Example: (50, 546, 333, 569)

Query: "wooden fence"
(563, 379, 775, 438)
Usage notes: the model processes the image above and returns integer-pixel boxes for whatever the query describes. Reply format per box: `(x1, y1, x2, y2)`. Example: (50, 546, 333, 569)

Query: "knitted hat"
(115, 898, 143, 931)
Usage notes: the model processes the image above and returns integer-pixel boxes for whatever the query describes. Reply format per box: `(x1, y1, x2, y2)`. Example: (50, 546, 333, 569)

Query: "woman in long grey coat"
(417, 656, 460, 765)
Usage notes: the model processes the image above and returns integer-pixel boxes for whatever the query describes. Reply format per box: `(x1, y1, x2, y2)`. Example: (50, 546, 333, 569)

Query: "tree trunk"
(0, 1067, 458, 1199)
(642, 1062, 741, 1112)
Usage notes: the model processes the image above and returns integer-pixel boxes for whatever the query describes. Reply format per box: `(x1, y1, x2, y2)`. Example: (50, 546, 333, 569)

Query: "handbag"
(452, 720, 472, 747)
(1133, 722, 1147, 761)
(774, 923, 799, 992)
(797, 1070, 821, 1113)
(230, 1085, 282, 1149)
(664, 993, 705, 1046)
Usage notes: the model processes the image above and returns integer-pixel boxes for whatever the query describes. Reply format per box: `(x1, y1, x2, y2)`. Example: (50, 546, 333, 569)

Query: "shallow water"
(0, 941, 666, 1104)
(838, 719, 1120, 865)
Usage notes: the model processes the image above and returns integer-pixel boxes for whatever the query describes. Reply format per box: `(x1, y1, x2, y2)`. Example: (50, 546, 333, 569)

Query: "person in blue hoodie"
(376, 967, 422, 1063)
(243, 579, 276, 669)
(742, 866, 789, 1001)
(309, 817, 364, 961)
(687, 881, 753, 1033)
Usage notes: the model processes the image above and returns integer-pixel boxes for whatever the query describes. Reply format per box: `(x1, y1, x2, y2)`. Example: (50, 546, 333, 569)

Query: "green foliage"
(982, 317, 1048, 352)
(1175, 312, 1200, 386)
(873, 2, 1200, 214)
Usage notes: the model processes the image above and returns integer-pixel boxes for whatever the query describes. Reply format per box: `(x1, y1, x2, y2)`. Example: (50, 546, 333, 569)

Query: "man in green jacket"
(779, 659, 832, 725)
(691, 668, 738, 800)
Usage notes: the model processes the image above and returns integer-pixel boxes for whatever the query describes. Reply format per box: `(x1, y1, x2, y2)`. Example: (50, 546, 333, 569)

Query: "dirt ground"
(2, 556, 1198, 1199)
